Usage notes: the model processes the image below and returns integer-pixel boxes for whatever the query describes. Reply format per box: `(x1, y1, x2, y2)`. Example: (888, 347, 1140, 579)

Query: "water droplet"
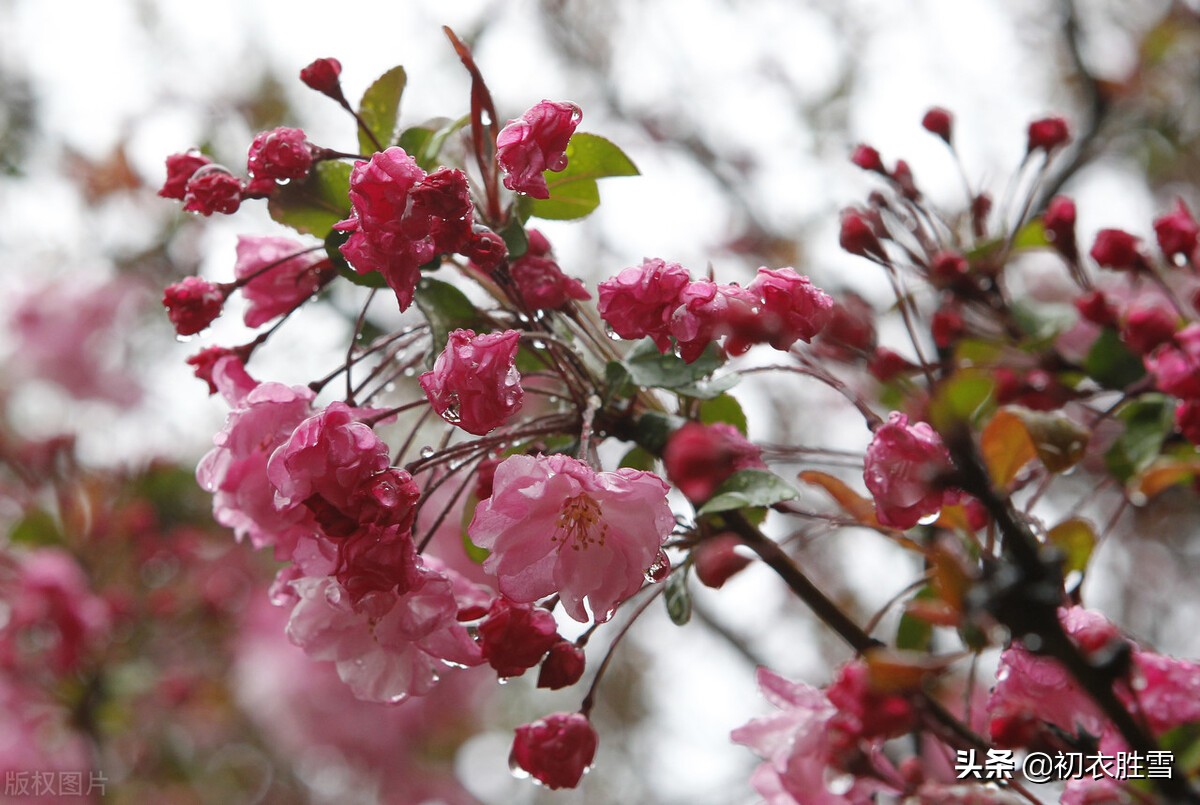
(387, 692, 409, 704)
(508, 755, 530, 779)
(1129, 491, 1148, 507)
(384, 382, 396, 393)
(402, 367, 416, 377)
(645, 550, 671, 583)
(420, 446, 435, 458)
(825, 771, 854, 795)
(175, 334, 192, 344)
(530, 339, 547, 349)
(918, 511, 941, 526)
(497, 677, 509, 686)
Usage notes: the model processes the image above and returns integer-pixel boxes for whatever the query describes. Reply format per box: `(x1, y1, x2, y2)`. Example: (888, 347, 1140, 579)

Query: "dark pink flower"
(333, 524, 422, 607)
(510, 712, 598, 790)
(182, 165, 244, 216)
(247, 127, 313, 183)
(234, 236, 331, 327)
(478, 598, 560, 678)
(825, 661, 915, 746)
(931, 304, 965, 349)
(850, 145, 884, 173)
(1044, 195, 1079, 262)
(745, 267, 834, 351)
(1027, 116, 1071, 153)
(537, 641, 586, 690)
(670, 280, 758, 363)
(299, 57, 346, 103)
(1090, 228, 1150, 273)
(863, 412, 952, 529)
(1145, 324, 1200, 399)
(1121, 303, 1178, 356)
(419, 329, 523, 436)
(187, 347, 245, 396)
(159, 150, 211, 199)
(1074, 289, 1116, 327)
(196, 382, 316, 555)
(922, 107, 953, 143)
(816, 292, 877, 360)
(511, 254, 591, 310)
(162, 276, 227, 336)
(1177, 400, 1200, 444)
(839, 208, 885, 259)
(468, 454, 674, 623)
(1154, 198, 1199, 263)
(597, 258, 691, 351)
(496, 100, 583, 199)
(663, 422, 765, 503)
(411, 168, 475, 254)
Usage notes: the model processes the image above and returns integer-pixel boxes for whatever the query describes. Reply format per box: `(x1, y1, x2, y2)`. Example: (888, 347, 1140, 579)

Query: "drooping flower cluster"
(597, 259, 833, 362)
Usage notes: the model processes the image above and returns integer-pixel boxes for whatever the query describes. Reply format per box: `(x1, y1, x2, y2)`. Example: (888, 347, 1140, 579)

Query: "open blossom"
(670, 280, 758, 363)
(468, 454, 674, 623)
(496, 100, 582, 198)
(196, 382, 316, 556)
(234, 236, 331, 327)
(420, 329, 523, 436)
(863, 413, 952, 529)
(286, 564, 482, 703)
(663, 422, 765, 503)
(597, 258, 691, 351)
(510, 712, 598, 790)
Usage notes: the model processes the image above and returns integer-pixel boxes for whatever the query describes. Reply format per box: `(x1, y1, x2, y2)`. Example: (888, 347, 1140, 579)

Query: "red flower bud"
(537, 641, 586, 690)
(839, 208, 885, 260)
(182, 166, 243, 216)
(163, 277, 226, 335)
(1090, 228, 1150, 273)
(246, 127, 313, 183)
(478, 598, 560, 678)
(1026, 116, 1071, 153)
(921, 107, 953, 143)
(510, 712, 598, 790)
(1122, 304, 1179, 356)
(159, 151, 211, 200)
(850, 144, 884, 173)
(299, 57, 346, 103)
(1154, 198, 1199, 263)
(1043, 195, 1078, 262)
(694, 533, 752, 589)
(1073, 290, 1117, 328)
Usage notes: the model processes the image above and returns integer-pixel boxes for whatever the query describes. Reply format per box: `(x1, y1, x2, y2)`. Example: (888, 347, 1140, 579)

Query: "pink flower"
(1145, 324, 1200, 399)
(839, 208, 885, 259)
(234, 236, 331, 327)
(510, 712, 598, 790)
(246, 127, 313, 183)
(537, 641, 586, 690)
(510, 254, 591, 310)
(286, 564, 482, 703)
(744, 267, 834, 351)
(336, 149, 474, 310)
(182, 165, 243, 216)
(1121, 302, 1178, 356)
(332, 523, 422, 607)
(816, 293, 877, 360)
(0, 549, 111, 675)
(824, 661, 915, 746)
(663, 422, 765, 503)
(162, 276, 226, 335)
(477, 598, 560, 678)
(1027, 116, 1071, 153)
(863, 413, 952, 529)
(299, 57, 345, 102)
(187, 347, 255, 401)
(731, 667, 854, 805)
(597, 258, 692, 351)
(670, 280, 758, 363)
(850, 145, 884, 173)
(159, 150, 211, 199)
(1154, 197, 1199, 262)
(921, 107, 953, 143)
(496, 101, 583, 199)
(468, 454, 674, 623)
(419, 329, 523, 436)
(1090, 228, 1150, 273)
(196, 382, 316, 555)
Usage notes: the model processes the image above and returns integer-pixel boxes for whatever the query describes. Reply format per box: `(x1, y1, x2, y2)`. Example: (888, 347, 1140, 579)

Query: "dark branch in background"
(943, 424, 1200, 804)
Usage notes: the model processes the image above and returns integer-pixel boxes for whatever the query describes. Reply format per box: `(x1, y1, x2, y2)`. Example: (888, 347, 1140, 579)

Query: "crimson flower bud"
(537, 641, 586, 690)
(1026, 116, 1071, 153)
(929, 251, 968, 288)
(839, 208, 885, 260)
(159, 150, 211, 200)
(478, 598, 560, 678)
(931, 305, 965, 349)
(921, 107, 953, 143)
(246, 127, 313, 183)
(182, 166, 243, 216)
(1154, 198, 1199, 263)
(850, 144, 884, 173)
(299, 57, 346, 103)
(663, 422, 764, 504)
(1043, 195, 1078, 262)
(162, 277, 227, 336)
(419, 329, 523, 435)
(1090, 228, 1150, 273)
(867, 347, 915, 382)
(890, 159, 920, 201)
(1073, 290, 1117, 328)
(466, 228, 508, 274)
(1176, 400, 1200, 446)
(1122, 304, 1179, 356)
(694, 533, 752, 589)
(510, 712, 598, 790)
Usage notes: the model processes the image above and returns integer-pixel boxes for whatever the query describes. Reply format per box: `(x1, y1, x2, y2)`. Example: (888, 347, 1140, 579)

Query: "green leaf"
(357, 65, 407, 154)
(413, 277, 483, 362)
(619, 445, 657, 471)
(896, 586, 936, 651)
(268, 160, 352, 237)
(698, 470, 799, 515)
(397, 115, 470, 171)
(664, 569, 691, 626)
(9, 509, 62, 547)
(698, 393, 748, 434)
(929, 371, 996, 431)
(524, 132, 639, 221)
(635, 411, 685, 455)
(396, 125, 434, 162)
(499, 217, 529, 259)
(623, 338, 722, 390)
(1084, 328, 1146, 388)
(1104, 395, 1174, 482)
(1047, 518, 1096, 576)
(603, 360, 634, 403)
(459, 494, 490, 564)
(1013, 218, 1049, 250)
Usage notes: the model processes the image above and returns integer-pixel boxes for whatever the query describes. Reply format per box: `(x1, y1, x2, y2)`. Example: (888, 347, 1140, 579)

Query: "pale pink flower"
(596, 258, 692, 351)
(419, 329, 523, 436)
(496, 101, 582, 199)
(285, 562, 482, 703)
(468, 454, 674, 623)
(234, 236, 331, 327)
(196, 382, 316, 556)
(863, 412, 952, 529)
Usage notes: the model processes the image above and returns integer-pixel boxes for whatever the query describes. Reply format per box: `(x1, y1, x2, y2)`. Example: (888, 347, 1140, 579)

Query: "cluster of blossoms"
(154, 41, 1200, 802)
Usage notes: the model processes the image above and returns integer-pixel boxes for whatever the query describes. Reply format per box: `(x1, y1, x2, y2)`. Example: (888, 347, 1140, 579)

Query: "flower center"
(552, 493, 607, 552)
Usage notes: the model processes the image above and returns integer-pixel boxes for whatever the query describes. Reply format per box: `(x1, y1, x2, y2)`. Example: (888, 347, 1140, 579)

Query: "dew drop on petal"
(645, 550, 670, 583)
